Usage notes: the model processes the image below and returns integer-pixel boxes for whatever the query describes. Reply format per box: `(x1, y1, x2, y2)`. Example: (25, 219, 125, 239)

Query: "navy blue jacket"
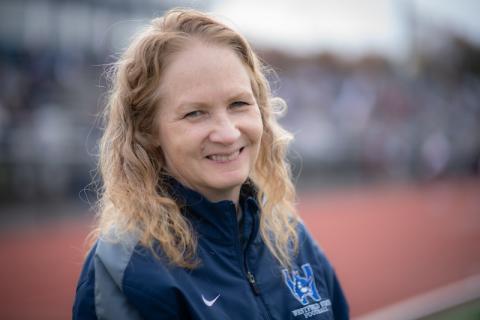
(73, 180, 349, 319)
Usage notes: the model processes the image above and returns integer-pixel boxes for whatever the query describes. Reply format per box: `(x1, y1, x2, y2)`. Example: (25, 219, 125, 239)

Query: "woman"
(73, 8, 349, 320)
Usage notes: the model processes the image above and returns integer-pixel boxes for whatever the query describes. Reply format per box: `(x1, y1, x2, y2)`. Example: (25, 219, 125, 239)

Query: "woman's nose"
(209, 114, 240, 144)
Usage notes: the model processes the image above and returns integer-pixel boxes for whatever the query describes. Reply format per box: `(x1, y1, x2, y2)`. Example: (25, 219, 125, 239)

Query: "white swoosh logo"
(201, 294, 220, 307)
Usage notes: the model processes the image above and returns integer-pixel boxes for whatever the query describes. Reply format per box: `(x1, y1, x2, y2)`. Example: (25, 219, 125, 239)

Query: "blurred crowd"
(263, 35, 480, 187)
(0, 0, 207, 204)
(0, 45, 103, 203)
(0, 1, 479, 204)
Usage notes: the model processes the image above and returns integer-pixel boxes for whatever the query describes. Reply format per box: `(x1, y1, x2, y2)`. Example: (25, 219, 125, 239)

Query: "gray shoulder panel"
(94, 232, 143, 320)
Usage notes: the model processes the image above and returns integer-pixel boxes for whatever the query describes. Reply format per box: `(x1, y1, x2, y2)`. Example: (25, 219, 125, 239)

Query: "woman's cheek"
(245, 107, 263, 140)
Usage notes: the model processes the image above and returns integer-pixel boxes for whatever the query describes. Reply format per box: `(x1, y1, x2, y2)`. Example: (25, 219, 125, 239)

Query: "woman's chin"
(201, 175, 248, 199)
(210, 177, 246, 192)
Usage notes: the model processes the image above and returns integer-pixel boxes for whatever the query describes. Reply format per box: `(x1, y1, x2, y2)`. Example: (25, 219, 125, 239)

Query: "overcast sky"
(208, 0, 480, 60)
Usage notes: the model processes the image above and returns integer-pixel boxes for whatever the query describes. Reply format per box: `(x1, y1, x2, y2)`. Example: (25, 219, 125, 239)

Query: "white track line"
(355, 274, 480, 320)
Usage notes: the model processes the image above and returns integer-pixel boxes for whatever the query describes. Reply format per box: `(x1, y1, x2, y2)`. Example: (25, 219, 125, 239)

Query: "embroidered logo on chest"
(282, 263, 321, 305)
(282, 263, 332, 318)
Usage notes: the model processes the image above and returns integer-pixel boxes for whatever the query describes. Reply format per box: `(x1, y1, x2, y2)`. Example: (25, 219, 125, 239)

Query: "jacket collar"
(163, 177, 260, 245)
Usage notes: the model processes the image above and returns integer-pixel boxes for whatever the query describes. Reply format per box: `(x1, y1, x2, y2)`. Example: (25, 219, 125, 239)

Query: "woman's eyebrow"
(175, 100, 208, 112)
(228, 91, 254, 101)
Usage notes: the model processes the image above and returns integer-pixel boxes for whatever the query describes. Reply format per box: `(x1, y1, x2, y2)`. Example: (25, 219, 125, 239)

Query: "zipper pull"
(247, 271, 260, 295)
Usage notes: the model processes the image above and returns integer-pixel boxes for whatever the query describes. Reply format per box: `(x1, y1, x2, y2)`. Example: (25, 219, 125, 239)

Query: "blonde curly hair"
(92, 8, 299, 268)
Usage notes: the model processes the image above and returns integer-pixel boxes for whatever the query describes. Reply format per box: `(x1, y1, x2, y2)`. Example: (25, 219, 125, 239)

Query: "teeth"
(209, 150, 240, 162)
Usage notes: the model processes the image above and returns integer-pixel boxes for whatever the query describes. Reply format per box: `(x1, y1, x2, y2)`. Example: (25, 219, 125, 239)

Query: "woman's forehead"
(157, 43, 254, 109)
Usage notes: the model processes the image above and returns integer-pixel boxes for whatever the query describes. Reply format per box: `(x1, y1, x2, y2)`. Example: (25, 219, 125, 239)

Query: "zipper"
(245, 257, 273, 320)
(244, 247, 273, 320)
(235, 199, 273, 320)
(242, 202, 260, 295)
(246, 270, 260, 295)
(241, 206, 273, 320)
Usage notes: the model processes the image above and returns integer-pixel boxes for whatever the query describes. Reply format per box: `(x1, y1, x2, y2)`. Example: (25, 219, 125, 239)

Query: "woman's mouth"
(207, 147, 245, 162)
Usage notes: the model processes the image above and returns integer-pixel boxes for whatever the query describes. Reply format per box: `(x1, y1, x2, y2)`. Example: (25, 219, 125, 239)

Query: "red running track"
(0, 179, 479, 319)
(299, 179, 480, 316)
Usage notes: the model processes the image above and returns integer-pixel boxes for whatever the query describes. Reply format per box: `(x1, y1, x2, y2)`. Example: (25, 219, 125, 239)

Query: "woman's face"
(156, 42, 263, 203)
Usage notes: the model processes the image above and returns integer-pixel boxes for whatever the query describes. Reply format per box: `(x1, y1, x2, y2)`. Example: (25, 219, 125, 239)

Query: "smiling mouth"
(206, 147, 245, 162)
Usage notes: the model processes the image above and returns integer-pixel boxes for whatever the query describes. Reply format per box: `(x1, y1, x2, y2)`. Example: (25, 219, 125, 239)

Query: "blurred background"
(0, 0, 479, 319)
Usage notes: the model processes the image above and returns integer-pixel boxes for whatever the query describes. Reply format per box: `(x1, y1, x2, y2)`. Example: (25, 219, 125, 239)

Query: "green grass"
(417, 298, 480, 320)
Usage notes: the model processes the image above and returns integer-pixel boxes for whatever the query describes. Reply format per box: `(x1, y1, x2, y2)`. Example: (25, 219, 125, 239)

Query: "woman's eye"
(231, 101, 248, 108)
(184, 110, 204, 119)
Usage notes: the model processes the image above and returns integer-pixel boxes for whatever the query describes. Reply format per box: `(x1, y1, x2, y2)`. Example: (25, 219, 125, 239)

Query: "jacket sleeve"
(298, 222, 350, 320)
(72, 245, 98, 320)
(72, 239, 144, 320)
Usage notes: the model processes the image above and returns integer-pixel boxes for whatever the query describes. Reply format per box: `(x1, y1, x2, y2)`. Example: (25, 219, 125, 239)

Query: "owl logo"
(282, 263, 321, 305)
